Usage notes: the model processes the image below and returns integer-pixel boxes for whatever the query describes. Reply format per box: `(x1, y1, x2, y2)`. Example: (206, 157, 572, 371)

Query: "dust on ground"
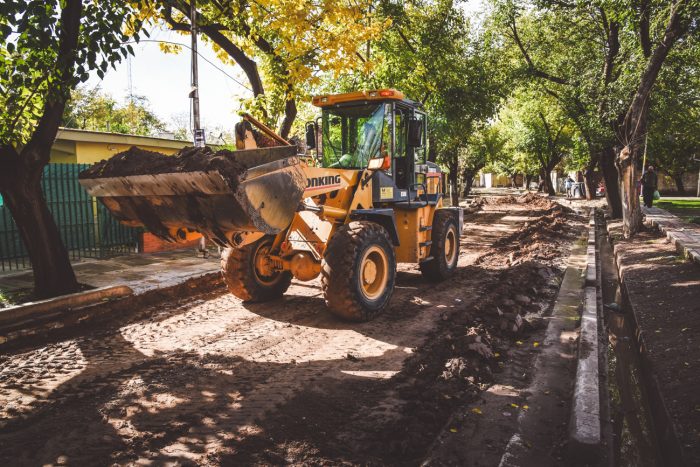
(0, 195, 586, 466)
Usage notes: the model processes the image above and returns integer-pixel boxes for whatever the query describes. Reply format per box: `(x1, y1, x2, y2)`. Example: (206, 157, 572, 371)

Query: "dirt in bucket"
(79, 146, 248, 189)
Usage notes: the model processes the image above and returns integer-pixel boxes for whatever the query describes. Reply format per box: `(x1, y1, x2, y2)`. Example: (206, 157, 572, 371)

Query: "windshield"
(321, 104, 385, 169)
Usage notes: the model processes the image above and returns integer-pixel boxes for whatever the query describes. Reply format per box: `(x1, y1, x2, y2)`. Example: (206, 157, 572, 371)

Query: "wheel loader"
(79, 89, 462, 321)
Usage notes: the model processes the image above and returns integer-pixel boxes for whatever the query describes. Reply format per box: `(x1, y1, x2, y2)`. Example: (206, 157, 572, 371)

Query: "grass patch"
(656, 199, 700, 225)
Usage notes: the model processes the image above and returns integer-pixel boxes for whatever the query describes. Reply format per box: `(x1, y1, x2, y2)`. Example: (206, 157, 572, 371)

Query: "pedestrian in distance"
(640, 165, 658, 208)
(564, 176, 575, 198)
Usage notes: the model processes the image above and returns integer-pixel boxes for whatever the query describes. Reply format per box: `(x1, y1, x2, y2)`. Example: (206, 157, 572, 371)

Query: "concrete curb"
(568, 213, 602, 457)
(0, 271, 223, 349)
(643, 207, 700, 266)
(0, 285, 133, 327)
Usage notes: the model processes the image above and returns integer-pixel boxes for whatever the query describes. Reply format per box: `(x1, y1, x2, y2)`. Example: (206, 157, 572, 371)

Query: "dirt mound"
(488, 195, 519, 205)
(79, 146, 247, 189)
(477, 203, 578, 267)
(482, 193, 556, 209)
(516, 192, 555, 208)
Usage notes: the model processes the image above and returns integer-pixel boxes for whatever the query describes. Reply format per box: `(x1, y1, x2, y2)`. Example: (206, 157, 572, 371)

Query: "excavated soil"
(0, 195, 585, 466)
(79, 146, 247, 189)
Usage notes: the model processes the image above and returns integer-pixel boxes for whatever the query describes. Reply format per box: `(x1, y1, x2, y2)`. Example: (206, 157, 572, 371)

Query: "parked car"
(596, 182, 606, 198)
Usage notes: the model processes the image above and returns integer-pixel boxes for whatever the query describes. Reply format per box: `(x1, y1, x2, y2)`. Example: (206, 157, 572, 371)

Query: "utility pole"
(190, 1, 205, 147)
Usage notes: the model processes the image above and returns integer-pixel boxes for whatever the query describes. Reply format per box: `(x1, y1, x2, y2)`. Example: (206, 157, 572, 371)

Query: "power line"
(122, 39, 253, 92)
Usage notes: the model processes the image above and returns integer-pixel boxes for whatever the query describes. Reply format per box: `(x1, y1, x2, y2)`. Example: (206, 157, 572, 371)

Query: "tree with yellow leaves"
(148, 0, 388, 138)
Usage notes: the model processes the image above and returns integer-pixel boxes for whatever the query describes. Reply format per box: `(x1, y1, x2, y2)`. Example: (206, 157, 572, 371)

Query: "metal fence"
(0, 163, 140, 272)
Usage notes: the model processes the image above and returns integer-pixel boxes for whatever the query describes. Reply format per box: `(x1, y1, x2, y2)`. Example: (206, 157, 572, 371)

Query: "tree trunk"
(615, 1, 685, 237)
(600, 146, 623, 218)
(524, 174, 533, 191)
(583, 160, 597, 201)
(1, 175, 79, 298)
(616, 146, 643, 238)
(673, 173, 685, 195)
(448, 158, 459, 206)
(462, 168, 477, 197)
(427, 135, 437, 162)
(278, 95, 297, 139)
(541, 167, 555, 196)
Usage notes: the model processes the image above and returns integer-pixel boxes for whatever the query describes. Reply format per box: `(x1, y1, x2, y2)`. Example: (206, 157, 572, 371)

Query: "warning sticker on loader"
(380, 187, 394, 199)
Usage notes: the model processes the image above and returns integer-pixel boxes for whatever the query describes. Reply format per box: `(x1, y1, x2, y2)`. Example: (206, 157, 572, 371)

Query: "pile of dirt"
(79, 146, 248, 190)
(478, 202, 577, 267)
(482, 192, 556, 209)
(516, 192, 556, 209)
(488, 194, 519, 205)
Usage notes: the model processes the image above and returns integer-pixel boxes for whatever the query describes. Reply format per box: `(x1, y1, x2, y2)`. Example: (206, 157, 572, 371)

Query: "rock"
(468, 341, 493, 359)
(514, 294, 531, 305)
(501, 299, 515, 307)
(499, 313, 524, 334)
(442, 357, 471, 380)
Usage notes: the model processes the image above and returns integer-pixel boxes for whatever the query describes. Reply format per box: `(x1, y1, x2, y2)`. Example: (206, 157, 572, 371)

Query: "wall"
(75, 141, 181, 164)
(658, 171, 699, 196)
(139, 232, 203, 254)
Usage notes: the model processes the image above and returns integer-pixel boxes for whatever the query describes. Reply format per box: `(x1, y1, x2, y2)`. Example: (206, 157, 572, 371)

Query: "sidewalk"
(0, 249, 221, 300)
(608, 217, 700, 465)
(643, 206, 700, 265)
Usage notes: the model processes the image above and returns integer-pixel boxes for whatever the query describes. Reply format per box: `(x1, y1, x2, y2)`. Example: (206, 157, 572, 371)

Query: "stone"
(514, 294, 531, 305)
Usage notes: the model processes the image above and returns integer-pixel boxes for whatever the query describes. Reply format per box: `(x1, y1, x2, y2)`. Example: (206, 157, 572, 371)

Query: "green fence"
(0, 163, 140, 271)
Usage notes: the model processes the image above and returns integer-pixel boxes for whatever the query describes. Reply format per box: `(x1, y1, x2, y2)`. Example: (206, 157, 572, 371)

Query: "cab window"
(321, 104, 385, 169)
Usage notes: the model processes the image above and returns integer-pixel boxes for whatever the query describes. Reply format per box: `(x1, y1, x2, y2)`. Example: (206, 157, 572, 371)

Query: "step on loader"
(80, 89, 462, 321)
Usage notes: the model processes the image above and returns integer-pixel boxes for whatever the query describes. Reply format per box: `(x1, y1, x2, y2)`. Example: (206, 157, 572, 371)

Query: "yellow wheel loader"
(80, 89, 462, 321)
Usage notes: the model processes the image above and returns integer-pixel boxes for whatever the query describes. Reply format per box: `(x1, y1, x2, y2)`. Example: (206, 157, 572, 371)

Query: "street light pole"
(190, 1, 204, 147)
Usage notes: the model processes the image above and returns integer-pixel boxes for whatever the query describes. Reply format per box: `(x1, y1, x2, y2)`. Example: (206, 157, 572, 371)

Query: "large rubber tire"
(221, 236, 292, 302)
(420, 210, 459, 281)
(322, 221, 396, 322)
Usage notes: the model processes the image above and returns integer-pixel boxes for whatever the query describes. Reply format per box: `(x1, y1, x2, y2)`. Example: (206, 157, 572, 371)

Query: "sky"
(85, 1, 485, 139)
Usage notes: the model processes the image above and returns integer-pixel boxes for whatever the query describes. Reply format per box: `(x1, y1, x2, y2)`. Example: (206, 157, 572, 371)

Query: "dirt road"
(0, 196, 584, 466)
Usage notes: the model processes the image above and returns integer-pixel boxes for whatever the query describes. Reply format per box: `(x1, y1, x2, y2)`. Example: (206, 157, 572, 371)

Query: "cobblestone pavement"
(0, 199, 581, 466)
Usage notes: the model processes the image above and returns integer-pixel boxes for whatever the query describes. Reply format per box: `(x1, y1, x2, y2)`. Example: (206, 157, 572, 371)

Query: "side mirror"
(305, 122, 316, 149)
(408, 119, 423, 147)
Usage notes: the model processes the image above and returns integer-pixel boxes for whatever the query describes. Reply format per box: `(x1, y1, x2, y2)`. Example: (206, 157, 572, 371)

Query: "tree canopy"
(62, 87, 167, 136)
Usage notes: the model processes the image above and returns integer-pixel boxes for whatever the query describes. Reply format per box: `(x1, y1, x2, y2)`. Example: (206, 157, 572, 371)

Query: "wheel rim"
(359, 245, 389, 301)
(444, 226, 457, 265)
(253, 242, 280, 286)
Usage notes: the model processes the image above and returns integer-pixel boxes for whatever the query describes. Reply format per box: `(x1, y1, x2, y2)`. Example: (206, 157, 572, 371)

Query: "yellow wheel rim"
(444, 226, 457, 265)
(359, 246, 388, 300)
(253, 242, 278, 285)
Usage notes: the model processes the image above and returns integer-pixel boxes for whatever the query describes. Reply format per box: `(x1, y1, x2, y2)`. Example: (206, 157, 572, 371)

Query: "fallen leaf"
(682, 328, 690, 332)
(510, 403, 519, 408)
(450, 428, 458, 433)
(471, 408, 483, 415)
(533, 342, 540, 347)
(523, 405, 529, 410)
(516, 341, 523, 345)
(494, 352, 501, 358)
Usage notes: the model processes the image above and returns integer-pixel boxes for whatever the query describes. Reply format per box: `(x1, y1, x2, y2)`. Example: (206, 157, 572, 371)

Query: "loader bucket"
(79, 146, 306, 246)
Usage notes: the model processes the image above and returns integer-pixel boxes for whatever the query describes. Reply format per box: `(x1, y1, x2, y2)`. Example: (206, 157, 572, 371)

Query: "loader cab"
(309, 89, 436, 205)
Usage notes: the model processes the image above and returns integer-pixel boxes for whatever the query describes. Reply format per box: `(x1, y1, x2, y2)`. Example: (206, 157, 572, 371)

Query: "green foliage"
(498, 88, 574, 173)
(0, 0, 146, 146)
(62, 86, 167, 136)
(316, 0, 511, 180)
(467, 124, 508, 176)
(647, 35, 700, 179)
